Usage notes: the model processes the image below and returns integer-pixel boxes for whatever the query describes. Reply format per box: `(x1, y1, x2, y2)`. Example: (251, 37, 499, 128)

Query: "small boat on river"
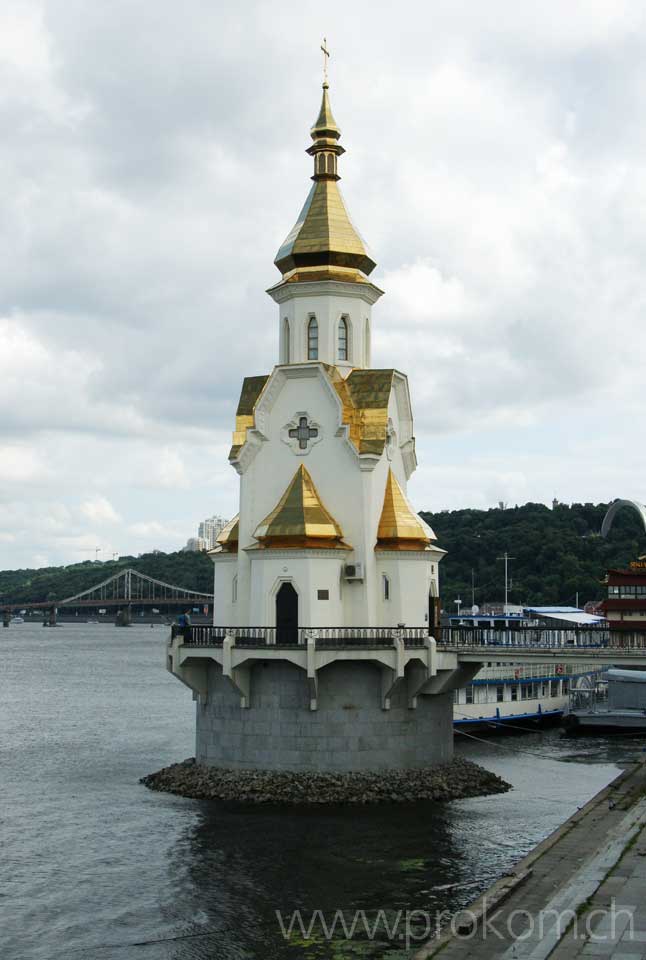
(564, 668, 646, 732)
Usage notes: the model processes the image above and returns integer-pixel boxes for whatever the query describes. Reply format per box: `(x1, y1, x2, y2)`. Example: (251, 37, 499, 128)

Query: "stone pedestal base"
(196, 660, 453, 772)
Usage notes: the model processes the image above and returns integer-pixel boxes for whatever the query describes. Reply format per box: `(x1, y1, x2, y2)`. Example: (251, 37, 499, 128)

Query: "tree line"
(420, 501, 645, 609)
(0, 501, 643, 607)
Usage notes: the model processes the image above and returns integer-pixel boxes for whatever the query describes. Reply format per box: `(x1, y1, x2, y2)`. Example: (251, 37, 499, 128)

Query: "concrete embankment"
(414, 758, 646, 960)
(140, 756, 510, 805)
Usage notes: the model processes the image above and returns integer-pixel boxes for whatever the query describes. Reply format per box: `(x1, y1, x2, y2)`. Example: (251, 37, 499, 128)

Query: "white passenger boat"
(449, 609, 608, 731)
(453, 660, 603, 730)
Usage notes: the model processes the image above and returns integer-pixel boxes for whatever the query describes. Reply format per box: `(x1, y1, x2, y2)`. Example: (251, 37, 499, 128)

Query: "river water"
(1, 625, 644, 960)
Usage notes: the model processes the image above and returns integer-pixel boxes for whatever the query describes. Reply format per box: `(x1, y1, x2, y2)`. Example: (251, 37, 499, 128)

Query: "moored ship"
(453, 661, 603, 730)
(448, 608, 608, 731)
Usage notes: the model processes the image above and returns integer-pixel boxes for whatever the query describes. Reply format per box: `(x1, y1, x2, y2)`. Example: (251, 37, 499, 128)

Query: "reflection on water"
(1, 626, 643, 960)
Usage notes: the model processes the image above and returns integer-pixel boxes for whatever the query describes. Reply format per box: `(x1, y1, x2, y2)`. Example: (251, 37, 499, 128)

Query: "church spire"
(273, 79, 376, 282)
(307, 82, 343, 181)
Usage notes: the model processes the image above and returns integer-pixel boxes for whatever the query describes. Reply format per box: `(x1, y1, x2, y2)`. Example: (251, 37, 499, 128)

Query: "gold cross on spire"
(321, 37, 330, 85)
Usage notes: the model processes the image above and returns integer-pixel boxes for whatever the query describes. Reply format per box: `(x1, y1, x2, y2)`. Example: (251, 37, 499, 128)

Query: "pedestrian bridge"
(2, 568, 214, 626)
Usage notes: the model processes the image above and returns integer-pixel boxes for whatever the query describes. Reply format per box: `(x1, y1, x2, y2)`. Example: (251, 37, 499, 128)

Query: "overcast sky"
(2, 0, 646, 569)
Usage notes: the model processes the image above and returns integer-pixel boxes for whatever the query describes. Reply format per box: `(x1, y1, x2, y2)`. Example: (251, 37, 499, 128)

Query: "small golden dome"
(215, 515, 239, 552)
(376, 469, 434, 551)
(254, 464, 349, 548)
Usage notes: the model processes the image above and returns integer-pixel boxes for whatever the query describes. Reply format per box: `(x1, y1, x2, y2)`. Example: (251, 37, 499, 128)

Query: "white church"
(168, 78, 459, 772)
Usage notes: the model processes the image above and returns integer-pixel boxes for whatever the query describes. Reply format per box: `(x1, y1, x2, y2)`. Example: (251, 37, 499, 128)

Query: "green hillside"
(0, 550, 214, 605)
(1, 501, 644, 607)
(421, 501, 645, 609)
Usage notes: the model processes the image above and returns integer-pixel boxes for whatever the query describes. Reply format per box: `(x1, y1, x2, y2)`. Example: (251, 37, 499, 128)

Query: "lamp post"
(497, 552, 516, 614)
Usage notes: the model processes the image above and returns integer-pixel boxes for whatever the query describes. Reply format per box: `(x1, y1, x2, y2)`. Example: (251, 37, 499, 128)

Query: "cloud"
(129, 520, 180, 539)
(0, 0, 645, 568)
(0, 445, 45, 484)
(79, 496, 121, 525)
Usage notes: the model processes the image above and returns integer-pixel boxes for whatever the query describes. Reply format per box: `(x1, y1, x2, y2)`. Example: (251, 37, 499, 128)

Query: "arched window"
(283, 317, 290, 363)
(364, 318, 370, 366)
(383, 574, 390, 601)
(232, 575, 238, 604)
(338, 316, 348, 361)
(307, 316, 318, 360)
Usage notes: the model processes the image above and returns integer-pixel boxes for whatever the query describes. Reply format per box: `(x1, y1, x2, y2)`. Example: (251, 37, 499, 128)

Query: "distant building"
(584, 600, 604, 616)
(182, 516, 229, 553)
(183, 537, 207, 553)
(198, 516, 228, 550)
(603, 558, 646, 646)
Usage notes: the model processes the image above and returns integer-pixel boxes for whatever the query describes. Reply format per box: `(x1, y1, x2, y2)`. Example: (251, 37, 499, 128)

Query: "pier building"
(603, 557, 646, 647)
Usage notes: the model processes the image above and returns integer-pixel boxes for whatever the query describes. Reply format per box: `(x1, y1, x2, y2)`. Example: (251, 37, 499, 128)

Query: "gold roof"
(376, 469, 433, 550)
(229, 375, 269, 461)
(274, 83, 376, 280)
(333, 369, 394, 456)
(229, 367, 397, 464)
(311, 83, 340, 138)
(215, 514, 239, 552)
(254, 464, 347, 546)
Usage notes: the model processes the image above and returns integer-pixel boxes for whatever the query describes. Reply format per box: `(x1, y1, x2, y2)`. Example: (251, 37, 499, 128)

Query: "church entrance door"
(276, 582, 298, 645)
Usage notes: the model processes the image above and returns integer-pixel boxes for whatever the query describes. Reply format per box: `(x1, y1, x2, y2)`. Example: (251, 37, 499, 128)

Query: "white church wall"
(247, 552, 344, 627)
(271, 284, 377, 369)
(243, 368, 360, 538)
(212, 554, 238, 625)
(376, 553, 433, 628)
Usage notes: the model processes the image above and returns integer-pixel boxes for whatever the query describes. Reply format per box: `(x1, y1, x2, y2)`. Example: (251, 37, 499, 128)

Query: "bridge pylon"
(115, 605, 132, 627)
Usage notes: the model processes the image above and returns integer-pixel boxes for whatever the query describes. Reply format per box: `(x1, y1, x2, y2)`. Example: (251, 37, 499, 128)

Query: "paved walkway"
(414, 761, 646, 960)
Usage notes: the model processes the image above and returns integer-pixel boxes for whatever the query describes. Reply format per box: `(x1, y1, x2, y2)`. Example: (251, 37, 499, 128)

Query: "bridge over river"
(2, 568, 214, 627)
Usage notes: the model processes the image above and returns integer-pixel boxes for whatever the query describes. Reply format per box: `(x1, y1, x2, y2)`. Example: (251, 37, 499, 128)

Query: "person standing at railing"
(176, 610, 192, 640)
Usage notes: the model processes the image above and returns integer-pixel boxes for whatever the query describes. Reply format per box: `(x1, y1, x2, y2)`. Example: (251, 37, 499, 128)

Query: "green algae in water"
(397, 857, 427, 872)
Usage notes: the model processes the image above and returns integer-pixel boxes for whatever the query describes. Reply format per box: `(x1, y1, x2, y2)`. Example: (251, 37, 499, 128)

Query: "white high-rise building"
(198, 516, 228, 551)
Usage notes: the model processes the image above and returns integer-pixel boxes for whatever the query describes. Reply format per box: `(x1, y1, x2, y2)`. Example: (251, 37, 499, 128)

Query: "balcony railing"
(171, 625, 429, 648)
(171, 623, 645, 651)
(439, 625, 610, 649)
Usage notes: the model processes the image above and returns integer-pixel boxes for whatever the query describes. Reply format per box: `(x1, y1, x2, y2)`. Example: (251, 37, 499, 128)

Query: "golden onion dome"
(274, 83, 376, 281)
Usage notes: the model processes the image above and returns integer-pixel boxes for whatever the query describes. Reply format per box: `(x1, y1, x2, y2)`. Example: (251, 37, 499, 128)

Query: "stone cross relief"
(289, 416, 318, 450)
(282, 413, 322, 456)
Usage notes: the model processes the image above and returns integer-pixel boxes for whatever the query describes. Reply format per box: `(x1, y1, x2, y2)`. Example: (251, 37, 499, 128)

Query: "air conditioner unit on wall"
(343, 562, 364, 581)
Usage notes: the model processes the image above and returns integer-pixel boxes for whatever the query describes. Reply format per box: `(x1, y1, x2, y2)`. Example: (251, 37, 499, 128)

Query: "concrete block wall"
(196, 659, 453, 771)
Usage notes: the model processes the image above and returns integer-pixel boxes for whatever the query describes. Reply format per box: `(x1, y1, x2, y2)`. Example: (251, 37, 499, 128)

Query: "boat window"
(382, 574, 390, 601)
(511, 685, 518, 701)
(465, 686, 474, 704)
(496, 685, 504, 702)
